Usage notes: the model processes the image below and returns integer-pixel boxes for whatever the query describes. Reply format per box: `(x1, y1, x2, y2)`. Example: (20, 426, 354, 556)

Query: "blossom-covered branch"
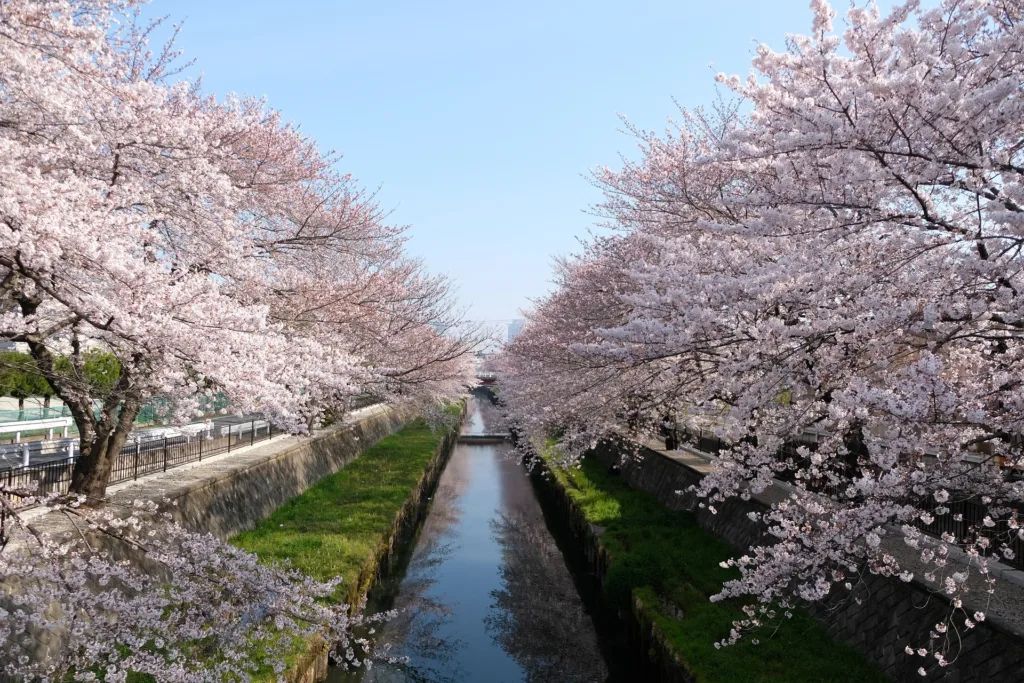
(499, 0, 1024, 671)
(0, 486, 390, 681)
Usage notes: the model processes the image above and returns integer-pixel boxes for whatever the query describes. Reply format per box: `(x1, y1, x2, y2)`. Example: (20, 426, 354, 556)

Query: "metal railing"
(2, 419, 275, 510)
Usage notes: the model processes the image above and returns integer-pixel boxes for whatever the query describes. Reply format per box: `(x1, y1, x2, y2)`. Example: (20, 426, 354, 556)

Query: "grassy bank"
(229, 411, 459, 680)
(108, 412, 459, 682)
(539, 443, 887, 683)
(233, 411, 458, 596)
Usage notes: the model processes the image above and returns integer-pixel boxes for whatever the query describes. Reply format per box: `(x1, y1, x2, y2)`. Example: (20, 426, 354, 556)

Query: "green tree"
(0, 350, 121, 421)
(75, 350, 122, 397)
(0, 351, 53, 418)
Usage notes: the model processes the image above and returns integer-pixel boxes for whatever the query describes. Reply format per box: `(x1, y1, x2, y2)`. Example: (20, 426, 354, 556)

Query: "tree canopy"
(500, 0, 1024, 670)
(0, 351, 52, 406)
(0, 0, 477, 497)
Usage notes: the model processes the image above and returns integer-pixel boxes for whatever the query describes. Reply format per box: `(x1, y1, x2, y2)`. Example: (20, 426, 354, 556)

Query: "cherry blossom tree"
(501, 0, 1024, 670)
(0, 0, 476, 500)
(0, 486, 390, 682)
(0, 1, 471, 678)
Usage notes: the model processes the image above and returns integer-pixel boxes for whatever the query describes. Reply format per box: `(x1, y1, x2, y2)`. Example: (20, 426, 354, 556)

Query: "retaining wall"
(23, 405, 417, 545)
(6, 405, 419, 682)
(526, 455, 694, 683)
(139, 404, 416, 539)
(591, 438, 1024, 683)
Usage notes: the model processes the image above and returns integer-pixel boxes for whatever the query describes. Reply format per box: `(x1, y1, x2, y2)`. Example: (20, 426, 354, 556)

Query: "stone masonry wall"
(592, 439, 1024, 683)
(131, 404, 416, 539)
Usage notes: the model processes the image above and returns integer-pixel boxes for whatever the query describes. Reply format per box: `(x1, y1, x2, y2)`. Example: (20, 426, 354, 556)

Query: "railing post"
(198, 432, 202, 462)
(163, 436, 168, 472)
(134, 442, 140, 480)
(251, 420, 255, 447)
(228, 427, 232, 453)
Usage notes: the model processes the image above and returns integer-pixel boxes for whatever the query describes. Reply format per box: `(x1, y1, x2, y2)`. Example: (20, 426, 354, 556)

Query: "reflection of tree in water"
(486, 509, 609, 683)
(465, 395, 507, 435)
(361, 475, 470, 683)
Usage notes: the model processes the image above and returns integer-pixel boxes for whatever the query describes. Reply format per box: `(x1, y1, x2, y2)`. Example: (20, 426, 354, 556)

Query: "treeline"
(498, 0, 1024, 671)
(0, 350, 119, 415)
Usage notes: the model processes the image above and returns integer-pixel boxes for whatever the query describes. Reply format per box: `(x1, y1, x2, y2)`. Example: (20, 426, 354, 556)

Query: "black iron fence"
(2, 419, 274, 510)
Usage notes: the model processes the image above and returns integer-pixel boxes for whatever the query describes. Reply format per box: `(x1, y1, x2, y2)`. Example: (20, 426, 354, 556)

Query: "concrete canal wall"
(589, 437, 1024, 683)
(115, 403, 418, 540)
(526, 455, 693, 683)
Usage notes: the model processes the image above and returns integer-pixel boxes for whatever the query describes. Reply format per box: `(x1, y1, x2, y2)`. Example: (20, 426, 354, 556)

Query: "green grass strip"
(233, 414, 455, 591)
(229, 413, 456, 680)
(230, 417, 454, 679)
(112, 415, 458, 683)
(540, 443, 888, 683)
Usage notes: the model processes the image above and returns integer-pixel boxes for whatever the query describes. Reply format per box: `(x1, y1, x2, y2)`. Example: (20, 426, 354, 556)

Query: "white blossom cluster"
(498, 0, 1024, 672)
(0, 486, 394, 681)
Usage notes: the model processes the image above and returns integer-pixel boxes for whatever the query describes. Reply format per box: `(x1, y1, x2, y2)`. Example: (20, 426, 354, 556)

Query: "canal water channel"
(330, 395, 619, 683)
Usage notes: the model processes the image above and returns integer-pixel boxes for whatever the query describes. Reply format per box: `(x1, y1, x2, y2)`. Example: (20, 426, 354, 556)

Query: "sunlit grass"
(233, 412, 458, 590)
(123, 412, 458, 682)
(232, 414, 458, 680)
(540, 443, 888, 683)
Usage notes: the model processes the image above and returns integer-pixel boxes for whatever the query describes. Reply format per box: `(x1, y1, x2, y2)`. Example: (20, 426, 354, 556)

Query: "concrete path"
(16, 404, 389, 526)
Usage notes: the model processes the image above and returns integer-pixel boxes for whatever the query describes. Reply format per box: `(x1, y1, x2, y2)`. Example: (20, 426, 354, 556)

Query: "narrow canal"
(330, 395, 616, 683)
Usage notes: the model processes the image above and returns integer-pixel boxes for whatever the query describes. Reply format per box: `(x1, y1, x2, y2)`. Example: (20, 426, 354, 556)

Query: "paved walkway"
(17, 403, 389, 526)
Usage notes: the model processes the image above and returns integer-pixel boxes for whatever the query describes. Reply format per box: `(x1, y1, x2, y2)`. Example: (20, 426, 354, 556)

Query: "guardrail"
(2, 419, 275, 510)
(0, 416, 73, 444)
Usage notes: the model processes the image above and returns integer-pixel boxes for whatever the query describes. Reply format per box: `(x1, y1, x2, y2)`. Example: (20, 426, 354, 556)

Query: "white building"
(506, 319, 525, 344)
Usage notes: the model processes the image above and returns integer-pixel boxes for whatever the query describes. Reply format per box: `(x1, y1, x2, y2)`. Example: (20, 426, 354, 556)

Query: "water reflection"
(486, 510, 608, 682)
(332, 397, 609, 683)
(361, 473, 468, 683)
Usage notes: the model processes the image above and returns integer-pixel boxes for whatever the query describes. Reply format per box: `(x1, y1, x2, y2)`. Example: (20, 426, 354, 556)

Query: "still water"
(330, 396, 611, 683)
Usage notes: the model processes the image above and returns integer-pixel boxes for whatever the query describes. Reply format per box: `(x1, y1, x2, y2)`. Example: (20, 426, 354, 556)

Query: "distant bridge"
(475, 371, 497, 386)
(457, 433, 510, 444)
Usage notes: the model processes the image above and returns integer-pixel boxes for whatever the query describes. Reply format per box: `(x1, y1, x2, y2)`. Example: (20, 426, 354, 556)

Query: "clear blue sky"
(142, 1, 893, 322)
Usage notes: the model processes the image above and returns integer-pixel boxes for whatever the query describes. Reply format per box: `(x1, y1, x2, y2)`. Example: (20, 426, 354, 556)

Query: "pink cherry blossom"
(0, 0, 477, 499)
(499, 0, 1024, 667)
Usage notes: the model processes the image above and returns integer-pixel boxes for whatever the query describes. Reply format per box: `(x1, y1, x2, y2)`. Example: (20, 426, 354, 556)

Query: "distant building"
(506, 319, 525, 344)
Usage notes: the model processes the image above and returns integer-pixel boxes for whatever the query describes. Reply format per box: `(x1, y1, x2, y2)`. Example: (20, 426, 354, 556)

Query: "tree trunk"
(15, 291, 145, 502)
(69, 401, 142, 502)
(17, 396, 24, 420)
(42, 395, 50, 418)
(69, 433, 128, 501)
